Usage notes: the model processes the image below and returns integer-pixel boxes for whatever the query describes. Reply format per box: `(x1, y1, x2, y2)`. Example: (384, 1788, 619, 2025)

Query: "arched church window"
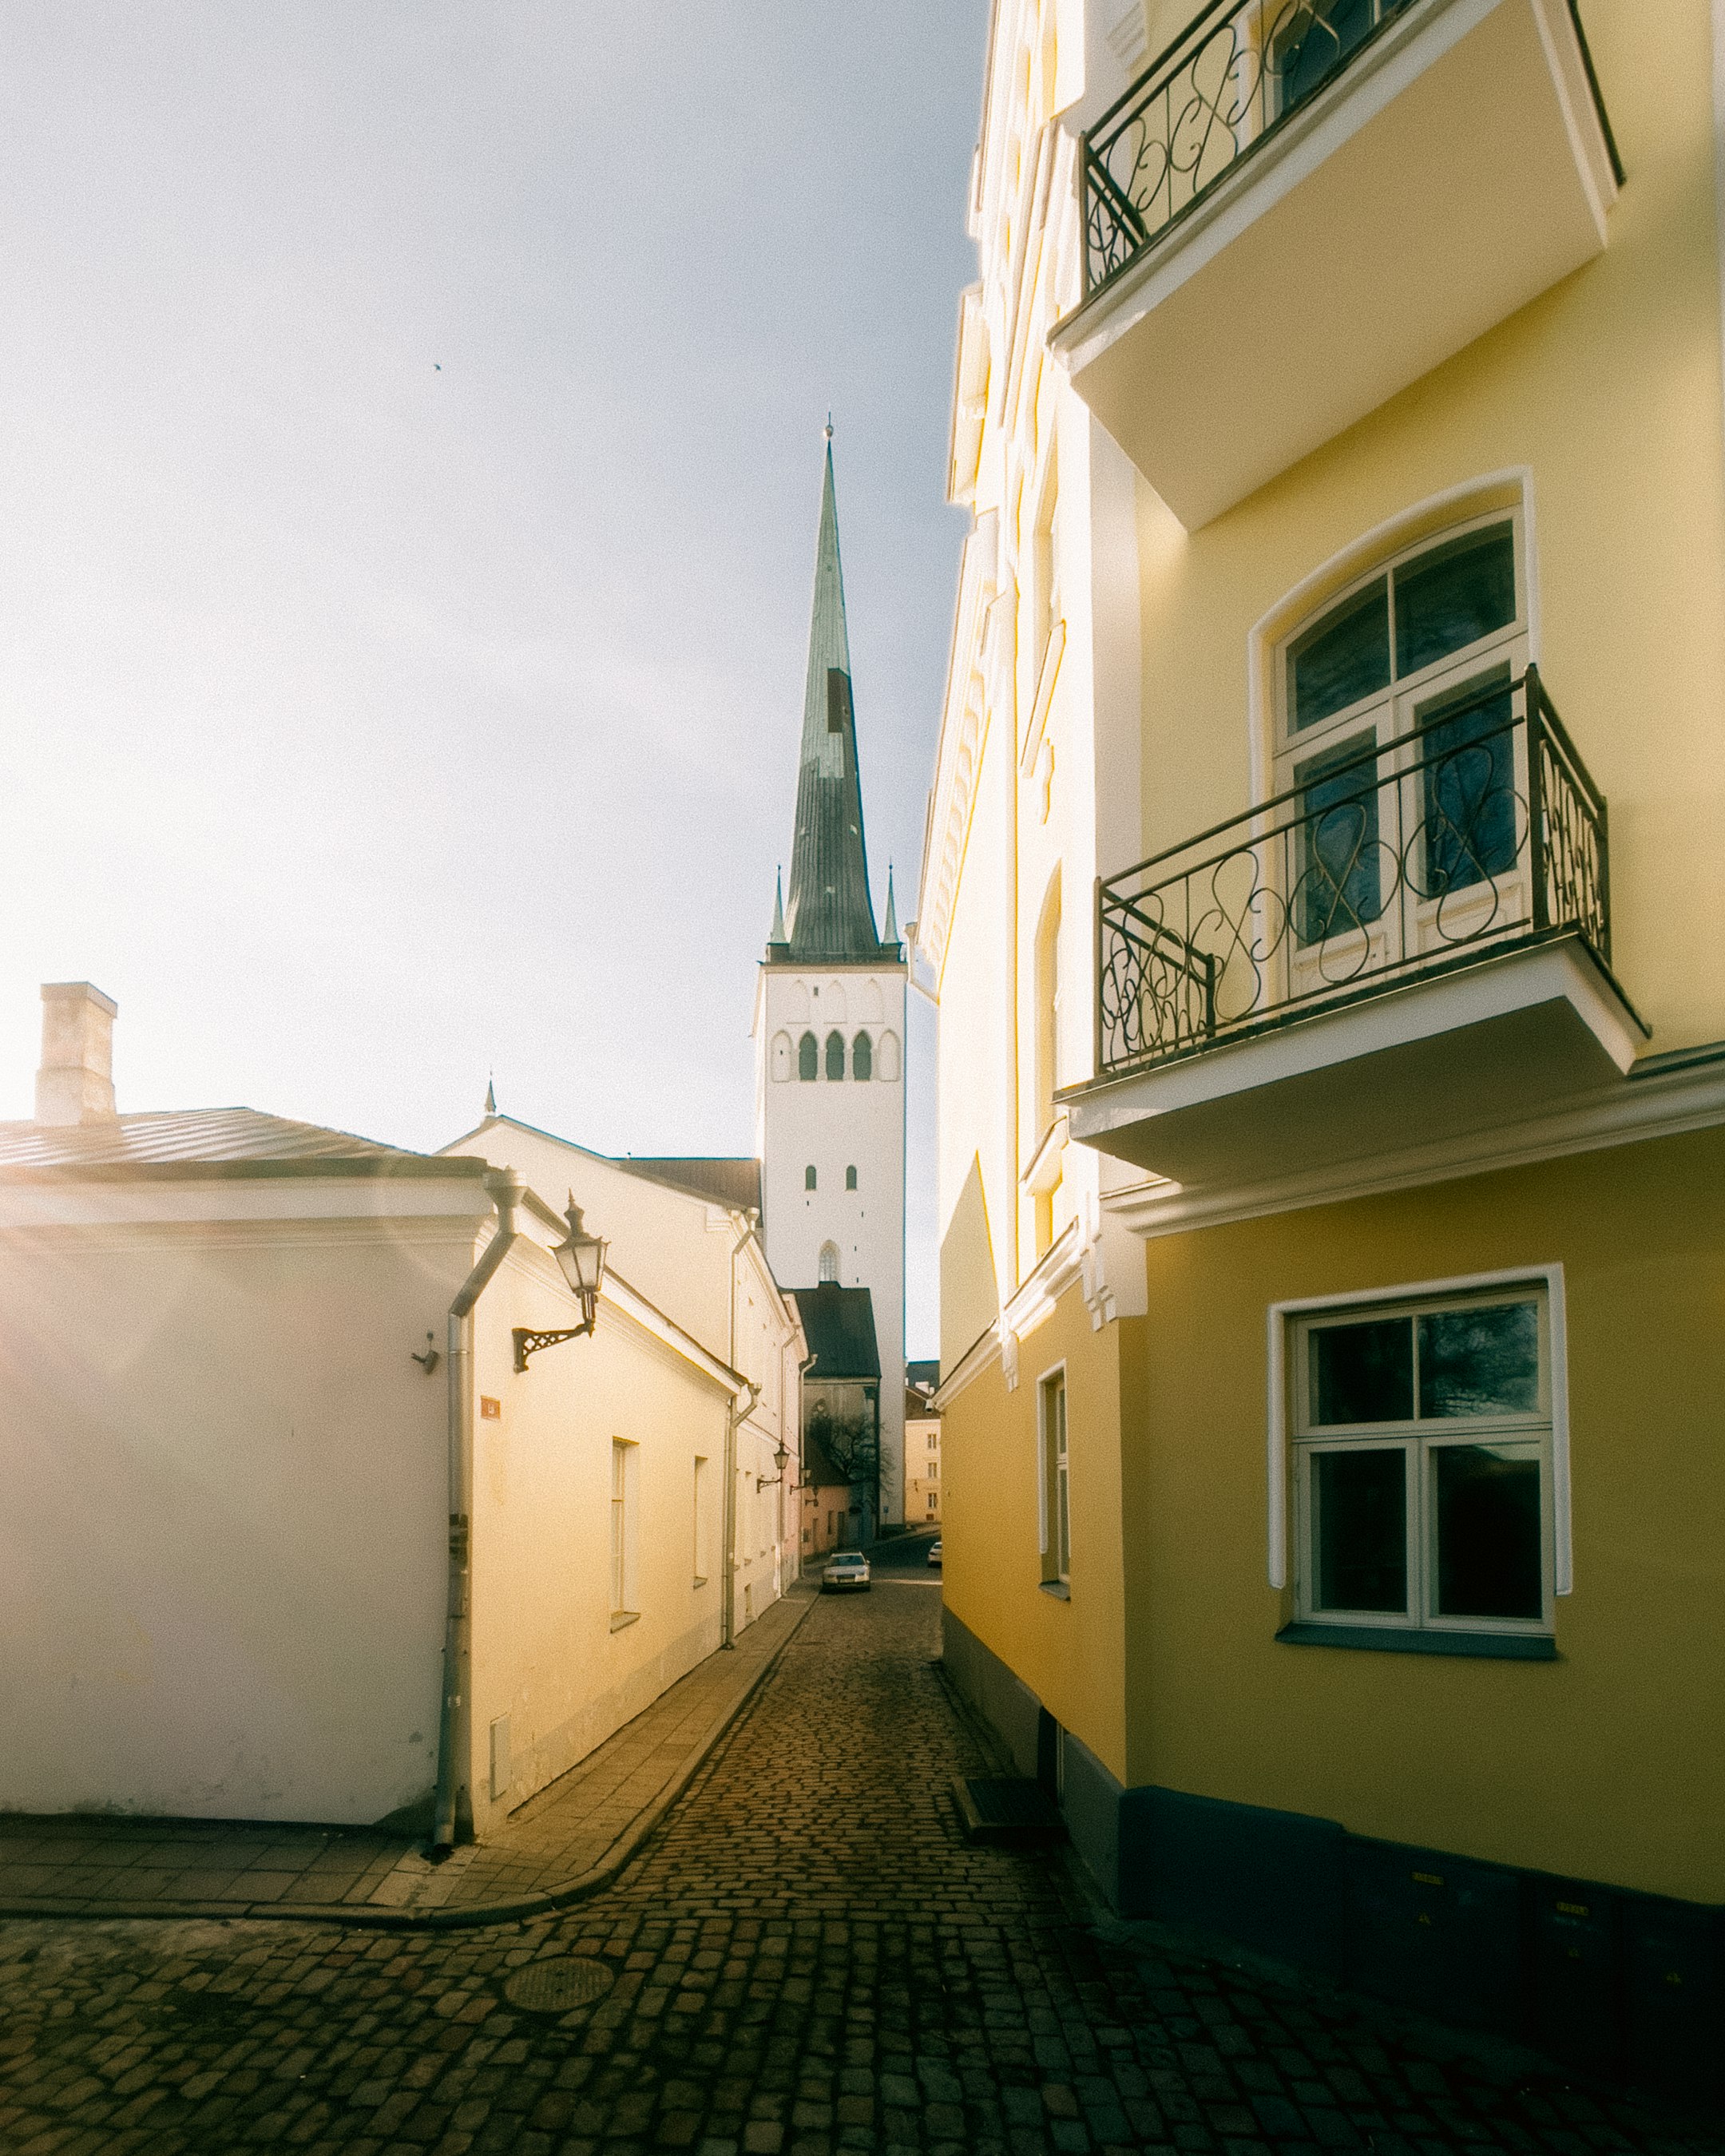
(851, 1031, 873, 1081)
(877, 1029, 902, 1083)
(819, 1241, 840, 1283)
(799, 1032, 818, 1081)
(845, 1166, 858, 1191)
(825, 1030, 846, 1081)
(771, 1032, 791, 1083)
(805, 1165, 818, 1191)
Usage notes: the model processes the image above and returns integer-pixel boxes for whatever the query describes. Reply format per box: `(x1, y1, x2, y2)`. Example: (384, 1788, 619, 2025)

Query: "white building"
(438, 1111, 805, 1631)
(0, 985, 769, 1838)
(753, 435, 908, 1528)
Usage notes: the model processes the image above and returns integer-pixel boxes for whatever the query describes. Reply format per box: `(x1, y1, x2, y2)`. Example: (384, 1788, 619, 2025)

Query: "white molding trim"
(1266, 1263, 1572, 1595)
(1001, 1216, 1085, 1349)
(1103, 1049, 1725, 1241)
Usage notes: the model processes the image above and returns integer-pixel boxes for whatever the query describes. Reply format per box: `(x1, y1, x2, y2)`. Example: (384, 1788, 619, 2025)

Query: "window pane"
(1394, 522, 1516, 678)
(1272, 0, 1377, 121)
(1295, 736, 1386, 945)
(1434, 1445, 1543, 1619)
(824, 1030, 846, 1080)
(1418, 667, 1517, 897)
(1313, 1448, 1407, 1613)
(1418, 1302, 1540, 1418)
(1310, 1317, 1414, 1425)
(1288, 577, 1390, 730)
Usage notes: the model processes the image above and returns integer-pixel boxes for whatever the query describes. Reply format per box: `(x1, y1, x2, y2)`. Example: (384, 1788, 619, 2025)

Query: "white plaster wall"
(465, 1232, 736, 1837)
(445, 1117, 805, 1609)
(0, 1199, 483, 1824)
(756, 961, 907, 1521)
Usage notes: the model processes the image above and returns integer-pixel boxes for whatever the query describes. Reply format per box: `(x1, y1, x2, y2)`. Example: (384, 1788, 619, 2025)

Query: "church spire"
(777, 430, 886, 961)
(882, 866, 898, 948)
(770, 867, 786, 946)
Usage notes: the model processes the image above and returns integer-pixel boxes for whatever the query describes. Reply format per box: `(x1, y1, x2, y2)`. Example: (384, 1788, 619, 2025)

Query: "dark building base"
(942, 1609, 1723, 2112)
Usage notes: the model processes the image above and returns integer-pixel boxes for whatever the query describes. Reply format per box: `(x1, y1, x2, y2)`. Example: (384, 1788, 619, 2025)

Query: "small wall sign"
(480, 1396, 502, 1420)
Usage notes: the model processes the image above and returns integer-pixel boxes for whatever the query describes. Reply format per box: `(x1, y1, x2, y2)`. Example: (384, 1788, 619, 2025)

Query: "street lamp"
(755, 1441, 791, 1492)
(513, 1197, 609, 1371)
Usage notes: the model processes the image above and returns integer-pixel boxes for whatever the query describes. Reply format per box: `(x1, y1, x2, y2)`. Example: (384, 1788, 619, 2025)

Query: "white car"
(822, 1550, 871, 1592)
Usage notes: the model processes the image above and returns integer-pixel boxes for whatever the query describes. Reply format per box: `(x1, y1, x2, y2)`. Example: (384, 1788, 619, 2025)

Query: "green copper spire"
(779, 430, 886, 961)
(770, 867, 786, 945)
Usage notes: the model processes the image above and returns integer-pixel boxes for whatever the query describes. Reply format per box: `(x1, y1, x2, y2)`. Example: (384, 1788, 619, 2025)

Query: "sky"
(0, 2, 990, 1358)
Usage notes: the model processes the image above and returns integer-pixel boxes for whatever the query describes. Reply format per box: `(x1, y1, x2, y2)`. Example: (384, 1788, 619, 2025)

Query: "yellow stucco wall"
(942, 1283, 1130, 1784)
(1122, 1123, 1725, 1904)
(1132, 0, 1725, 1052)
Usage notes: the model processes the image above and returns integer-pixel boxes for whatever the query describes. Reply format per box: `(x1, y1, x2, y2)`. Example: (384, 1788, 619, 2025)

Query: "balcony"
(1065, 670, 1647, 1189)
(1054, 0, 1620, 528)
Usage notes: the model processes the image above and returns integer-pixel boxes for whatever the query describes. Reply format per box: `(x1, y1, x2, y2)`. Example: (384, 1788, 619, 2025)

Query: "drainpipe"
(431, 1167, 523, 1853)
(720, 1211, 760, 1650)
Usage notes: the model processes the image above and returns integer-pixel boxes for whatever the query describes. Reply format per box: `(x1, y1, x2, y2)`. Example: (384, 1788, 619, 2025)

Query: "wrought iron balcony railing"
(1081, 0, 1422, 295)
(1095, 667, 1612, 1078)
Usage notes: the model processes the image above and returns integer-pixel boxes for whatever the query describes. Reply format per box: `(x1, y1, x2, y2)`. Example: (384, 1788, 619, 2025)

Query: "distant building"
(754, 434, 908, 1524)
(791, 1281, 880, 1544)
(904, 1363, 941, 1526)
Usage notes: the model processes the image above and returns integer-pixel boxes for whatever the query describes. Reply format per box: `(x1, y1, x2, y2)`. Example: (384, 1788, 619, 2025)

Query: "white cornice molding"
(917, 525, 1001, 988)
(1102, 1052, 1725, 1240)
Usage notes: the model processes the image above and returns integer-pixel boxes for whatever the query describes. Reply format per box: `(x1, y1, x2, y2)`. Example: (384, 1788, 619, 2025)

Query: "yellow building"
(918, 0, 1723, 2105)
(905, 1363, 944, 1524)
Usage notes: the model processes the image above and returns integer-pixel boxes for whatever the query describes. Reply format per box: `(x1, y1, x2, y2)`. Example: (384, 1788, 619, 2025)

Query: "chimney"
(36, 982, 119, 1126)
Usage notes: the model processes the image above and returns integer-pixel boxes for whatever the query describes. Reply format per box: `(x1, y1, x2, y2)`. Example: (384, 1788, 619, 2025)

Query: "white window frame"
(610, 1437, 640, 1624)
(1037, 1361, 1070, 1587)
(1266, 1266, 1572, 1604)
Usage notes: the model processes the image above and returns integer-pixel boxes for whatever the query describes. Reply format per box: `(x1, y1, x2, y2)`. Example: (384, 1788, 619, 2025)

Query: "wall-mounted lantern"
(513, 1197, 609, 1371)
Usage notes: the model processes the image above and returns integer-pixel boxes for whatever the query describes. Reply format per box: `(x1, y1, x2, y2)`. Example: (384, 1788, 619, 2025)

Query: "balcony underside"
(1065, 935, 1646, 1189)
(1058, 0, 1617, 529)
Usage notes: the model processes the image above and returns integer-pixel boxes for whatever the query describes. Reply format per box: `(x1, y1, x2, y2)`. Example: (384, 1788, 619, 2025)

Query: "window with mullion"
(1292, 1289, 1551, 1635)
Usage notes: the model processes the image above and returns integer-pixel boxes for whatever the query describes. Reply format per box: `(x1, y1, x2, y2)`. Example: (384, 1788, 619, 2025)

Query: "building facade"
(0, 987, 755, 1841)
(904, 1364, 942, 1525)
(755, 437, 909, 1526)
(440, 1113, 806, 1632)
(920, 0, 1724, 2106)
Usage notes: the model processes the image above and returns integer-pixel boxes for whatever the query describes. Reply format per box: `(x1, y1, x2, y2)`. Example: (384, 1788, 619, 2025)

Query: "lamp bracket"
(512, 1318, 596, 1372)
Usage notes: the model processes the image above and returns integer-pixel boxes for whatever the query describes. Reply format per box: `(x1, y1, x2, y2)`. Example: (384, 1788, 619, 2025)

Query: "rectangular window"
(1292, 1287, 1551, 1637)
(1039, 1368, 1069, 1586)
(610, 1440, 638, 1622)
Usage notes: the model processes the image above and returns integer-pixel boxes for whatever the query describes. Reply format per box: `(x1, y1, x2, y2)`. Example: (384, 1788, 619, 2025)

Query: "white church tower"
(754, 434, 907, 1528)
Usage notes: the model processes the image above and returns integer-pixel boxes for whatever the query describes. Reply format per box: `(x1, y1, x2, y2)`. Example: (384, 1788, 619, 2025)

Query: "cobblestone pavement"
(1, 1584, 1717, 2155)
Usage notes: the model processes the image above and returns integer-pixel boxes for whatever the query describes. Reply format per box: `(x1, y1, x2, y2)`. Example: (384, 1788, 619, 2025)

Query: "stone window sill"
(1275, 1623, 1555, 1660)
(609, 1610, 641, 1633)
(1038, 1579, 1071, 1602)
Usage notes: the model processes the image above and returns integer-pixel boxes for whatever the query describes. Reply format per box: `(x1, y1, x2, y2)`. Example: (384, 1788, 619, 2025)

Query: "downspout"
(720, 1211, 758, 1650)
(431, 1167, 523, 1853)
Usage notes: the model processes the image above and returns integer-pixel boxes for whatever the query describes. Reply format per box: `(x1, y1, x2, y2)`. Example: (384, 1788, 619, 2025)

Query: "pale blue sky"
(0, 3, 990, 1357)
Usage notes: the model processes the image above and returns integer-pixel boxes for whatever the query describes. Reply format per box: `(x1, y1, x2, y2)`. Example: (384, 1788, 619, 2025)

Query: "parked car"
(926, 1539, 942, 1567)
(822, 1550, 871, 1592)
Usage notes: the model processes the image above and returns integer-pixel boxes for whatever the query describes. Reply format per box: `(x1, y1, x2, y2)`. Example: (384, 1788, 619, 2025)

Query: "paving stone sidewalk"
(0, 1585, 815, 1928)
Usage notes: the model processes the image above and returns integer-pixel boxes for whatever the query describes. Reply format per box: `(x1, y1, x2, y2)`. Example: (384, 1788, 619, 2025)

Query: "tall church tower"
(754, 434, 907, 1528)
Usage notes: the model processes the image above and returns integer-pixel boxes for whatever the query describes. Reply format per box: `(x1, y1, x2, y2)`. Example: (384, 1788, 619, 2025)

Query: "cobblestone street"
(1, 1583, 1716, 2156)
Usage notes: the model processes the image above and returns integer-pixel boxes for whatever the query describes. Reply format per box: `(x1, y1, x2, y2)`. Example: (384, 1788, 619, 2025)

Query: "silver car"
(821, 1550, 871, 1592)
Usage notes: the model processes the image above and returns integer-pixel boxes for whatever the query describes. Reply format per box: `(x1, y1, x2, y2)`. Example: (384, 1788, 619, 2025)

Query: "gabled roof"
(906, 1357, 940, 1393)
(0, 1109, 483, 1182)
(771, 438, 900, 966)
(791, 1282, 880, 1381)
(616, 1156, 763, 1215)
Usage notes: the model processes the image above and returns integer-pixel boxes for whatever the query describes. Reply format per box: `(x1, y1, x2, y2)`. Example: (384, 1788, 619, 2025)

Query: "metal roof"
(0, 1108, 487, 1181)
(772, 440, 900, 966)
(616, 1156, 763, 1215)
(791, 1282, 880, 1381)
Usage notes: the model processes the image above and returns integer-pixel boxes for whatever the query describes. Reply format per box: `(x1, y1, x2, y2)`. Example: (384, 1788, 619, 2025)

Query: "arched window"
(877, 1029, 901, 1082)
(824, 1030, 846, 1081)
(818, 1241, 840, 1283)
(851, 1031, 873, 1081)
(799, 1032, 818, 1081)
(770, 1032, 791, 1083)
(845, 1166, 858, 1191)
(805, 1165, 817, 1191)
